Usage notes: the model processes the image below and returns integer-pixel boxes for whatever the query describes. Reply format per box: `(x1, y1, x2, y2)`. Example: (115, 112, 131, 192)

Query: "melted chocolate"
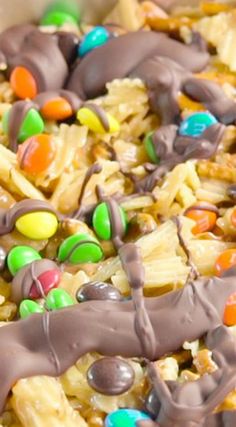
(135, 123, 225, 192)
(11, 259, 59, 304)
(76, 281, 122, 302)
(9, 29, 68, 94)
(71, 163, 103, 220)
(67, 31, 209, 99)
(7, 100, 38, 152)
(87, 357, 135, 395)
(173, 216, 199, 280)
(55, 32, 80, 65)
(0, 272, 235, 415)
(0, 199, 59, 236)
(0, 24, 36, 62)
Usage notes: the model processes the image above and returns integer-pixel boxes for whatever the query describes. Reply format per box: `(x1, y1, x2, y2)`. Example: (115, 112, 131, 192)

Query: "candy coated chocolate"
(76, 281, 122, 302)
(87, 357, 135, 395)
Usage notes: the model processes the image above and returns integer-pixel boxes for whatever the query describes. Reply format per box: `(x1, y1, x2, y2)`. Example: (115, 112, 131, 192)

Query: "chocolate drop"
(87, 357, 135, 395)
(76, 281, 122, 302)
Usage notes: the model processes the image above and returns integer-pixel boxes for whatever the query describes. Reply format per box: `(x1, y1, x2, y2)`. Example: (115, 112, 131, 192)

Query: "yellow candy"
(15, 212, 58, 240)
(77, 107, 120, 134)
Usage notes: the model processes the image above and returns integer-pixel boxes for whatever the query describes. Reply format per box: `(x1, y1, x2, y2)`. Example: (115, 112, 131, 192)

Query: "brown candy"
(87, 357, 135, 395)
(76, 281, 122, 302)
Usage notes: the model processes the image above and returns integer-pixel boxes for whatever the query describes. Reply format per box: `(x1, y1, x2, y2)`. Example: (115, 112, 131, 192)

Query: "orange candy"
(185, 208, 217, 235)
(41, 97, 73, 120)
(10, 66, 38, 99)
(231, 209, 236, 228)
(224, 292, 236, 326)
(17, 134, 55, 174)
(215, 249, 236, 277)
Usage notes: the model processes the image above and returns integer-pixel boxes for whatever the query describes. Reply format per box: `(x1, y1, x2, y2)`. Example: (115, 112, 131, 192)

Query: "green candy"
(92, 202, 127, 241)
(46, 288, 74, 310)
(3, 108, 44, 143)
(43, 0, 80, 21)
(58, 233, 103, 264)
(19, 300, 45, 319)
(7, 246, 41, 276)
(144, 132, 160, 164)
(41, 11, 77, 26)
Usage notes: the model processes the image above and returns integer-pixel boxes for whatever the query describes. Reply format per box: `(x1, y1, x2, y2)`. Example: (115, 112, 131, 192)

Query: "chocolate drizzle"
(0, 270, 235, 416)
(173, 216, 199, 280)
(0, 199, 59, 236)
(67, 31, 209, 99)
(34, 90, 82, 115)
(105, 196, 157, 361)
(135, 123, 225, 192)
(11, 259, 59, 304)
(7, 100, 38, 152)
(84, 103, 110, 132)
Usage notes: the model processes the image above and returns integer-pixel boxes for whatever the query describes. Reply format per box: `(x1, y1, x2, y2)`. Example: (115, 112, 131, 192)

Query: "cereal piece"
(11, 376, 87, 427)
(193, 349, 218, 375)
(127, 213, 157, 240)
(155, 357, 179, 381)
(217, 207, 236, 237)
(197, 160, 236, 182)
(200, 1, 234, 15)
(195, 10, 236, 71)
(180, 370, 200, 382)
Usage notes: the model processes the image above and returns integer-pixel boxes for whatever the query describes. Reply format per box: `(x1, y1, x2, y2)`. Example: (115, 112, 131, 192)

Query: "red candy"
(29, 269, 61, 299)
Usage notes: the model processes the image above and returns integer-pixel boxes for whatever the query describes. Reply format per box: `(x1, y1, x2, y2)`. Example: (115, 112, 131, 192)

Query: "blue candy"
(179, 112, 218, 138)
(105, 409, 151, 427)
(78, 26, 110, 57)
